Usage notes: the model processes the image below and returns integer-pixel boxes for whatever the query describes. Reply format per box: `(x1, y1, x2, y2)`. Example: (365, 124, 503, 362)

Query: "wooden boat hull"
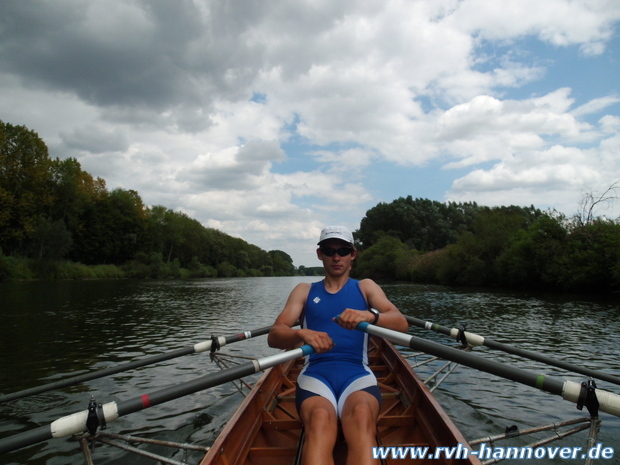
(200, 336, 481, 465)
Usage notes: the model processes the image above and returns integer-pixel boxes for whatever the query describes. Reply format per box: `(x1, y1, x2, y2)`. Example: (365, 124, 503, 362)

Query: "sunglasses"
(320, 246, 354, 257)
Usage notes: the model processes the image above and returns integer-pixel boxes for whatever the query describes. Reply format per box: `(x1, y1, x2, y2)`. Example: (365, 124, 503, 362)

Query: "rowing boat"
(200, 335, 481, 465)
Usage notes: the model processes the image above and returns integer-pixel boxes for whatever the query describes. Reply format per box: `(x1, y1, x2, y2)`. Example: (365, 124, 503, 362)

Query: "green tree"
(217, 261, 237, 277)
(147, 206, 188, 264)
(237, 250, 250, 270)
(50, 157, 106, 230)
(563, 220, 620, 292)
(354, 236, 416, 281)
(30, 216, 73, 260)
(0, 120, 298, 277)
(406, 205, 544, 287)
(356, 197, 479, 251)
(470, 206, 541, 264)
(0, 121, 54, 255)
(71, 188, 147, 264)
(269, 250, 295, 276)
(496, 214, 568, 289)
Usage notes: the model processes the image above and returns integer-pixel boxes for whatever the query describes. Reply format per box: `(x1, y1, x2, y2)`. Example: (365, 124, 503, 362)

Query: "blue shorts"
(295, 360, 381, 418)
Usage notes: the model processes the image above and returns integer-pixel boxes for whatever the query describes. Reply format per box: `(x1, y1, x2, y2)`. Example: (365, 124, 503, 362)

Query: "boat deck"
(201, 336, 481, 465)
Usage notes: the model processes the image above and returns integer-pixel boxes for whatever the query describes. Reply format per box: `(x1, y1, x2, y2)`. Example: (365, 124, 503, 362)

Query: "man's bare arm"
(268, 283, 335, 353)
(337, 279, 409, 332)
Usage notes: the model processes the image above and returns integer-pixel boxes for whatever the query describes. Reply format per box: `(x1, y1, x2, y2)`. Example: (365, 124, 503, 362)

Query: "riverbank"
(0, 255, 223, 281)
(0, 254, 322, 281)
(0, 255, 124, 281)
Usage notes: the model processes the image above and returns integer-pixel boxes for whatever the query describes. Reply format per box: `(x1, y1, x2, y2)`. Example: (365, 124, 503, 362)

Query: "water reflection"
(0, 278, 618, 465)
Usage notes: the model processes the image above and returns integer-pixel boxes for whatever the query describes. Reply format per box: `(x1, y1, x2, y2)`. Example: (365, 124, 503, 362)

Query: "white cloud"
(445, 0, 620, 51)
(310, 147, 376, 173)
(572, 96, 620, 117)
(0, 0, 618, 265)
(448, 140, 618, 214)
(438, 89, 605, 170)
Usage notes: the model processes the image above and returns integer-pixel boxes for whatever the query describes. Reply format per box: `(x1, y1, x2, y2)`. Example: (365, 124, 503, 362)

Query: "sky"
(1, 0, 619, 267)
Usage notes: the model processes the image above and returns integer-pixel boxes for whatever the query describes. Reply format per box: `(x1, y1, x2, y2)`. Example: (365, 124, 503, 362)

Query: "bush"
(496, 216, 568, 289)
(260, 265, 274, 277)
(563, 220, 620, 292)
(185, 257, 217, 278)
(123, 252, 175, 278)
(354, 236, 416, 281)
(55, 261, 92, 279)
(435, 243, 487, 286)
(217, 261, 238, 277)
(410, 249, 447, 283)
(0, 252, 12, 280)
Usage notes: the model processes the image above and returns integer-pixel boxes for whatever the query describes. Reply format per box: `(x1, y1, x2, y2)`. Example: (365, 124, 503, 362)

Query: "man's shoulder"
(291, 281, 313, 297)
(358, 278, 378, 288)
(358, 278, 382, 296)
(295, 281, 313, 290)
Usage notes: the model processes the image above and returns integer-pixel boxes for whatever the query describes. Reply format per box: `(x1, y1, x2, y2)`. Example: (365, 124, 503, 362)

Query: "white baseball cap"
(318, 225, 354, 246)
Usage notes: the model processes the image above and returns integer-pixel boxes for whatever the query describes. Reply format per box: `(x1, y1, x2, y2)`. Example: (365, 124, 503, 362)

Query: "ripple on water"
(0, 278, 618, 465)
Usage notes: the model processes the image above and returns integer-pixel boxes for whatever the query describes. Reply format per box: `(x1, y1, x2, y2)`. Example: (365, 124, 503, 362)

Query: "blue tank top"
(302, 279, 370, 365)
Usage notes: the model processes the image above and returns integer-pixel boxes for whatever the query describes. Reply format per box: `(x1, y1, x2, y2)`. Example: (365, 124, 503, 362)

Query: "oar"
(0, 326, 273, 404)
(404, 315, 620, 387)
(355, 322, 620, 418)
(0, 345, 314, 454)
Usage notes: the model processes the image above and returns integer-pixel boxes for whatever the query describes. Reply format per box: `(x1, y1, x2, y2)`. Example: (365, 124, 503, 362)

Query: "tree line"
(3, 119, 618, 293)
(0, 120, 294, 280)
(352, 196, 620, 294)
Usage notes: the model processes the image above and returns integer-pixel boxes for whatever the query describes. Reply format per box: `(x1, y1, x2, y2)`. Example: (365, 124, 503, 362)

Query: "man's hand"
(334, 308, 374, 330)
(299, 329, 335, 354)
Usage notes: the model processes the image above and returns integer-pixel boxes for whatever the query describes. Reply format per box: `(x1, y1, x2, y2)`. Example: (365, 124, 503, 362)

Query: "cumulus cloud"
(445, 0, 620, 50)
(179, 140, 285, 191)
(0, 0, 618, 265)
(438, 89, 602, 169)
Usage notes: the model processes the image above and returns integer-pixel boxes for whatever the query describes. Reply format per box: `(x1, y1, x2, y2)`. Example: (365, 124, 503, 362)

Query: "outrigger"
(0, 321, 619, 464)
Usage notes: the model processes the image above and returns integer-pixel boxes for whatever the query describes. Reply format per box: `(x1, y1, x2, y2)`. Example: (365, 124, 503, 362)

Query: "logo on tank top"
(313, 297, 321, 304)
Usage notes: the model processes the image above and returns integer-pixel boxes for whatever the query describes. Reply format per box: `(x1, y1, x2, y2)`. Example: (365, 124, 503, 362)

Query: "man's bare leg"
(300, 396, 338, 465)
(341, 391, 380, 465)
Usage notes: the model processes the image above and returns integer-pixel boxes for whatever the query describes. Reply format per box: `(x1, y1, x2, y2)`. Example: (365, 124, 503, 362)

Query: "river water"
(0, 278, 618, 465)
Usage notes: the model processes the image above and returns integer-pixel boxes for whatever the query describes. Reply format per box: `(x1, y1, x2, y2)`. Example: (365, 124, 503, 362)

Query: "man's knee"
(343, 401, 378, 435)
(305, 406, 337, 433)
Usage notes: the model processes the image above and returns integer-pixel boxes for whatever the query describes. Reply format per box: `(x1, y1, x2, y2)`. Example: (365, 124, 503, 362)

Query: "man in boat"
(268, 225, 409, 465)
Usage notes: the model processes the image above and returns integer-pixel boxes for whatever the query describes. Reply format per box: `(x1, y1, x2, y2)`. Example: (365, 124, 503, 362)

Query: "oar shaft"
(115, 364, 257, 417)
(116, 346, 312, 415)
(362, 322, 564, 394)
(357, 323, 620, 417)
(0, 347, 193, 404)
(405, 316, 620, 386)
(483, 338, 620, 386)
(0, 345, 313, 454)
(406, 316, 455, 338)
(0, 325, 272, 404)
(0, 426, 53, 456)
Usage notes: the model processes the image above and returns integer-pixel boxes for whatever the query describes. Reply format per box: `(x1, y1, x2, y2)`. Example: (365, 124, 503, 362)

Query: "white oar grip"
(256, 345, 315, 371)
(194, 336, 227, 353)
(50, 402, 119, 438)
(562, 380, 620, 417)
(448, 328, 484, 346)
